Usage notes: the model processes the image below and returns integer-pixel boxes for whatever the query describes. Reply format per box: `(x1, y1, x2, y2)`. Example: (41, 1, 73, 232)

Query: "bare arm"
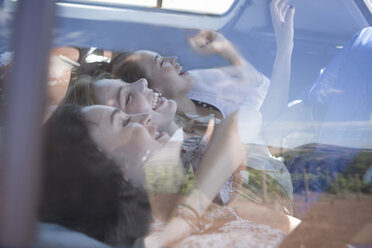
(188, 30, 263, 84)
(260, 0, 295, 121)
(188, 30, 244, 66)
(229, 196, 301, 234)
(145, 112, 246, 247)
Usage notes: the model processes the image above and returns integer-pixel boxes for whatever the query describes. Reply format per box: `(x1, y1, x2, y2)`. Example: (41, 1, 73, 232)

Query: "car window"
(1, 0, 371, 247)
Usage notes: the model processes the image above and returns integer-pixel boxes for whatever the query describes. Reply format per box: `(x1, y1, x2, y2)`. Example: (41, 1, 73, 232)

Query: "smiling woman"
(110, 50, 194, 101)
(62, 74, 179, 135)
(40, 104, 157, 247)
(83, 105, 169, 177)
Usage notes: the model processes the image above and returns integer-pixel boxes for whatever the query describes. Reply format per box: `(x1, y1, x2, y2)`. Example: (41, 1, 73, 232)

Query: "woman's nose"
(134, 78, 148, 92)
(166, 56, 178, 65)
(131, 113, 152, 126)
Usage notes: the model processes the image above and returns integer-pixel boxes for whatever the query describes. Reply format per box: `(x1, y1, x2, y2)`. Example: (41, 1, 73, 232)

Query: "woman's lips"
(155, 97, 166, 110)
(152, 92, 161, 110)
(152, 93, 166, 111)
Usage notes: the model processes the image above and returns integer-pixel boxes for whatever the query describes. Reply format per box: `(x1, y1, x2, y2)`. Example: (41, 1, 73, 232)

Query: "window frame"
(4, 0, 250, 30)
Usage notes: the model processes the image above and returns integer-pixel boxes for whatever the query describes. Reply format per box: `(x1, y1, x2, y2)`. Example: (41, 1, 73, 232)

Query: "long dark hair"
(61, 73, 111, 106)
(40, 104, 152, 246)
(108, 52, 148, 85)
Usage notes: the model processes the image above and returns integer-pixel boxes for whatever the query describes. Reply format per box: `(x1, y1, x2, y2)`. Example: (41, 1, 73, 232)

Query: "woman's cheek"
(127, 103, 150, 115)
(132, 128, 152, 149)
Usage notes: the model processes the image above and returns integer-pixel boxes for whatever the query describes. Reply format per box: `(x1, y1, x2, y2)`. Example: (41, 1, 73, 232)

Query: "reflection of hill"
(270, 143, 371, 156)
(267, 143, 372, 193)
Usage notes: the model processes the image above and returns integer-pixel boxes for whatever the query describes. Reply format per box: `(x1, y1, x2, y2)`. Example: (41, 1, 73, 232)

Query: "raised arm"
(188, 30, 263, 84)
(260, 0, 295, 121)
(145, 112, 246, 247)
(188, 30, 245, 66)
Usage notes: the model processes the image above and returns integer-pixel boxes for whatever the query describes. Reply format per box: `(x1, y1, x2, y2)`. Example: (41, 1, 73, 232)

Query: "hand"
(188, 30, 231, 55)
(202, 117, 215, 143)
(188, 30, 245, 66)
(270, 0, 295, 52)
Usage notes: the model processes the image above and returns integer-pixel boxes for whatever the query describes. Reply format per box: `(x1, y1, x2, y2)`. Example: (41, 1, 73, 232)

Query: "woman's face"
(82, 105, 169, 179)
(133, 50, 194, 100)
(93, 78, 177, 134)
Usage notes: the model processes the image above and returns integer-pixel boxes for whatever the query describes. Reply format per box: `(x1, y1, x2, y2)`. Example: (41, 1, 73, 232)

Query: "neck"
(174, 95, 197, 114)
(167, 121, 180, 137)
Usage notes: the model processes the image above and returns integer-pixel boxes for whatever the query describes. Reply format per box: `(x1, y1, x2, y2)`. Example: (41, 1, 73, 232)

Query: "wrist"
(159, 216, 193, 246)
(218, 45, 235, 58)
(220, 49, 245, 66)
(276, 42, 294, 55)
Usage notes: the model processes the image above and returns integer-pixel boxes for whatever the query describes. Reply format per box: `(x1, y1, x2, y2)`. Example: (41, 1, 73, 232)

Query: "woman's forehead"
(82, 105, 114, 119)
(136, 50, 159, 58)
(83, 105, 137, 123)
(95, 78, 128, 88)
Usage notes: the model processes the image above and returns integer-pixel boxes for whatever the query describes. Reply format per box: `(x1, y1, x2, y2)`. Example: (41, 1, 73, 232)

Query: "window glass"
(76, 0, 157, 7)
(66, 0, 235, 14)
(162, 0, 235, 15)
(1, 0, 372, 247)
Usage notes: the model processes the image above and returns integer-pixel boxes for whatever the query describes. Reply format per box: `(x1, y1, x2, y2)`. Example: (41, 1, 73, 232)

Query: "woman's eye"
(122, 117, 131, 127)
(126, 94, 132, 105)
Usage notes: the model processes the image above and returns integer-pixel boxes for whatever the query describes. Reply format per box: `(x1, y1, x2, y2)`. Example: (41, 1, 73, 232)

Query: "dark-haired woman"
(40, 104, 169, 247)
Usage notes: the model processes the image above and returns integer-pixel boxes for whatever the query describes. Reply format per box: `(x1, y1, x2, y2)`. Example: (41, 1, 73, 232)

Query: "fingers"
(188, 30, 211, 47)
(270, 0, 281, 10)
(193, 30, 213, 41)
(202, 118, 215, 143)
(282, 4, 289, 17)
(278, 0, 290, 14)
(200, 30, 220, 46)
(269, 0, 280, 20)
(270, 0, 288, 23)
(188, 30, 225, 55)
(284, 5, 295, 26)
(201, 30, 212, 40)
(188, 36, 212, 54)
(270, 0, 294, 24)
(188, 34, 207, 49)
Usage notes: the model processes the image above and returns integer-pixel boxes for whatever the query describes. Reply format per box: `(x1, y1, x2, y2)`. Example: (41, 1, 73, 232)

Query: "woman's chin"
(156, 132, 170, 146)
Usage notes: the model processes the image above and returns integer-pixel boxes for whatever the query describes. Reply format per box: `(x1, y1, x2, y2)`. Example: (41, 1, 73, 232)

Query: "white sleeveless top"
(188, 65, 270, 118)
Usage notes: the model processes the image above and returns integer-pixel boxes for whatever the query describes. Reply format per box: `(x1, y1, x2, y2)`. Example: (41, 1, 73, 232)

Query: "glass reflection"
(1, 0, 371, 247)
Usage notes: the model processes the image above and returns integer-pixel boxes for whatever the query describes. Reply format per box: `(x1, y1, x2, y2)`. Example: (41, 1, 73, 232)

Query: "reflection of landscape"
(145, 142, 372, 197)
(273, 143, 372, 196)
(278, 143, 372, 246)
(145, 142, 372, 246)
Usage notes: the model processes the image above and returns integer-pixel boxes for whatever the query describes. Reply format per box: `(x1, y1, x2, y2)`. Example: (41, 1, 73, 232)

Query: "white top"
(186, 66, 293, 202)
(188, 65, 270, 118)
